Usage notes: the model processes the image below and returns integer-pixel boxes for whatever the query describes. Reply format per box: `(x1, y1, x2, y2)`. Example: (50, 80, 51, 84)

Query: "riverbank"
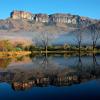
(0, 51, 31, 58)
(31, 50, 100, 54)
(0, 50, 100, 58)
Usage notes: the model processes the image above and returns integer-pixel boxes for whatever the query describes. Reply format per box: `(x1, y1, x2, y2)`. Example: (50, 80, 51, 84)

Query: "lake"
(0, 54, 100, 100)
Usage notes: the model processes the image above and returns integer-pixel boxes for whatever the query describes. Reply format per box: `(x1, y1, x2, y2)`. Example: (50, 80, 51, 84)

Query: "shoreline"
(0, 51, 31, 58)
(0, 50, 100, 58)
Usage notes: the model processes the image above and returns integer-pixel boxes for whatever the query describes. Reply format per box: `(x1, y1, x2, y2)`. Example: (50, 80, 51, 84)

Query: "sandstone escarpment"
(10, 10, 98, 27)
(0, 10, 99, 32)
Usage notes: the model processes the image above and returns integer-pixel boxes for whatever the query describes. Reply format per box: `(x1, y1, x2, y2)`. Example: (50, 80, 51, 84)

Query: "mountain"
(0, 10, 99, 45)
(0, 10, 99, 32)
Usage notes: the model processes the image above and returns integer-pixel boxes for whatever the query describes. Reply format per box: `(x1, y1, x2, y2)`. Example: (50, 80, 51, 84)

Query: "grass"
(0, 50, 100, 58)
(0, 51, 31, 58)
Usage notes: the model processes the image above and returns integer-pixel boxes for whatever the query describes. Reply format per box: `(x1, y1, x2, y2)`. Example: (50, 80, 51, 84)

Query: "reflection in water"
(0, 58, 11, 69)
(0, 54, 100, 91)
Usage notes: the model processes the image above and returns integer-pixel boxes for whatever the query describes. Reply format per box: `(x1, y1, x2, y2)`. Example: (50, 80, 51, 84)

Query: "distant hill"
(0, 10, 100, 45)
(0, 10, 99, 32)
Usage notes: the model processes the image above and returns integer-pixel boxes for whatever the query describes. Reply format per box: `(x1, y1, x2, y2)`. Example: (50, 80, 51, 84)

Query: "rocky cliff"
(11, 10, 98, 25)
(0, 10, 99, 32)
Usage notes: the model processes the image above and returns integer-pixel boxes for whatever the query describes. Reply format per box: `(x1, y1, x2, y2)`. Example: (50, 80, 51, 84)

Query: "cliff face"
(0, 10, 99, 32)
(11, 10, 49, 23)
(11, 10, 34, 20)
(10, 10, 98, 26)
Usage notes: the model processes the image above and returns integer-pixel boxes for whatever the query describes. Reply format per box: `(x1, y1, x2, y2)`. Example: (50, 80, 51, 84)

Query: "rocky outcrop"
(0, 10, 99, 32)
(49, 13, 79, 24)
(11, 10, 49, 23)
(10, 10, 98, 27)
(11, 10, 35, 20)
(35, 14, 49, 23)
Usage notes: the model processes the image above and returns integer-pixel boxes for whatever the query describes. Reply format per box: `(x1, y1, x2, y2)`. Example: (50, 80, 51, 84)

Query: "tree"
(34, 31, 52, 55)
(33, 28, 57, 55)
(41, 32, 49, 54)
(0, 40, 14, 51)
(0, 40, 5, 51)
(29, 45, 35, 51)
(74, 28, 83, 54)
(16, 43, 24, 50)
(88, 24, 100, 51)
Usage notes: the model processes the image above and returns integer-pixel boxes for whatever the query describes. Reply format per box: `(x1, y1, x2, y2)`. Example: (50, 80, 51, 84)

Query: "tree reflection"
(0, 54, 100, 91)
(91, 53, 100, 76)
(0, 58, 11, 69)
(41, 54, 48, 69)
(77, 53, 83, 72)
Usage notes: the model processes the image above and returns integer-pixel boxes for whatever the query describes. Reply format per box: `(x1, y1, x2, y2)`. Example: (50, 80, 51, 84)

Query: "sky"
(0, 0, 100, 19)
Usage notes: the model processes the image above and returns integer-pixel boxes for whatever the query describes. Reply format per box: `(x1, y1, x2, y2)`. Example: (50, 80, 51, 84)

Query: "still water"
(0, 54, 100, 100)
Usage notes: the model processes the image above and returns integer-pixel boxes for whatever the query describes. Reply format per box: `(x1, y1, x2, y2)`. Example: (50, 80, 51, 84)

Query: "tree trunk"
(79, 42, 81, 56)
(93, 41, 95, 51)
(92, 53, 96, 75)
(45, 45, 48, 58)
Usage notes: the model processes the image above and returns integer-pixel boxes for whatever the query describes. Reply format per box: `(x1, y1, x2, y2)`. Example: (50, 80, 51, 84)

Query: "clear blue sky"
(0, 0, 100, 19)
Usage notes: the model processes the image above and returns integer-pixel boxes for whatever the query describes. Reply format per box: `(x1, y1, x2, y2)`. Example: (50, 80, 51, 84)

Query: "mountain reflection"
(0, 54, 100, 91)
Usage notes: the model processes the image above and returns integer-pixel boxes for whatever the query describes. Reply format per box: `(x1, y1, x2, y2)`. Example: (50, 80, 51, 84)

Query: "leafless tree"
(74, 28, 83, 54)
(88, 24, 100, 51)
(32, 31, 49, 55)
(40, 32, 49, 55)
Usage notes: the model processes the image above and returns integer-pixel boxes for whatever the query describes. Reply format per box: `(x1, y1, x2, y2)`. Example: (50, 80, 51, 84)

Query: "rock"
(0, 10, 99, 32)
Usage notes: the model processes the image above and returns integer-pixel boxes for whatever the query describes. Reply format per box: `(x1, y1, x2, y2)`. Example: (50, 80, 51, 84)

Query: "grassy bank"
(30, 50, 100, 57)
(0, 50, 100, 58)
(31, 50, 100, 53)
(0, 51, 31, 58)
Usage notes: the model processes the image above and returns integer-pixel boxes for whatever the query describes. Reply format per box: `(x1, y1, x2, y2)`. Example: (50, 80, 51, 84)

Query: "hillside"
(0, 10, 99, 45)
(0, 10, 99, 32)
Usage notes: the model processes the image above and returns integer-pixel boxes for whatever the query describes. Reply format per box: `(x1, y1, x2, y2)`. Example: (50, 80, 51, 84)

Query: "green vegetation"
(0, 40, 100, 58)
(0, 40, 31, 57)
(0, 40, 14, 51)
(0, 40, 27, 52)
(26, 44, 100, 53)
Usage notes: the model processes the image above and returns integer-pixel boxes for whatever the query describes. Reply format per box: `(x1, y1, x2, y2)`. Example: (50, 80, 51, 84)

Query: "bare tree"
(32, 32, 49, 54)
(74, 28, 83, 54)
(34, 28, 59, 55)
(41, 32, 49, 54)
(88, 24, 100, 51)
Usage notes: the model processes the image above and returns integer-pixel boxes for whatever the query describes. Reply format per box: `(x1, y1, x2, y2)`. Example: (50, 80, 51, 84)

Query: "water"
(0, 54, 100, 100)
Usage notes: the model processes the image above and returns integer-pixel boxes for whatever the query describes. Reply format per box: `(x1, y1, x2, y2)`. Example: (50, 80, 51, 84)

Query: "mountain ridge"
(0, 10, 99, 32)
